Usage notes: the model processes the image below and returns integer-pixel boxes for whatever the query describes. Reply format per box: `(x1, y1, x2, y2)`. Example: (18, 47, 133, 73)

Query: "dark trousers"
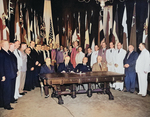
(1, 78, 12, 108)
(24, 71, 33, 91)
(125, 71, 136, 92)
(10, 78, 16, 102)
(35, 66, 41, 87)
(0, 81, 4, 107)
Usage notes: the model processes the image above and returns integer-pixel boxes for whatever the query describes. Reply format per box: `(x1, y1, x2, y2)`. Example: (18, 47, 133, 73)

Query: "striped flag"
(122, 5, 128, 50)
(130, 3, 137, 51)
(43, 0, 55, 45)
(103, 6, 113, 49)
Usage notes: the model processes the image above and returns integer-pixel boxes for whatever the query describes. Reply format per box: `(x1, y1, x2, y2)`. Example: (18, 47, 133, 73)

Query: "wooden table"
(40, 71, 125, 104)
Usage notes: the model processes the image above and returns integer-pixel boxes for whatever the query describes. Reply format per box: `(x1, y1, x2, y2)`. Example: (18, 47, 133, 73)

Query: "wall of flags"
(0, 0, 149, 53)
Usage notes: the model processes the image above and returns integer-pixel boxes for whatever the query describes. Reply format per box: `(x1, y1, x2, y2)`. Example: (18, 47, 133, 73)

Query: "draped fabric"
(112, 7, 119, 49)
(122, 5, 128, 51)
(43, 0, 55, 45)
(14, 1, 20, 41)
(130, 3, 137, 51)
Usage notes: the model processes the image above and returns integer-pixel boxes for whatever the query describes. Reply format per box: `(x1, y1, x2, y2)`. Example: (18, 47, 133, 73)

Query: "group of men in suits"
(0, 39, 150, 110)
(70, 41, 150, 97)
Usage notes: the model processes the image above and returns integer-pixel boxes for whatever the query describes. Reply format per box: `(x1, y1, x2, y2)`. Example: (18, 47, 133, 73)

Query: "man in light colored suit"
(136, 43, 150, 97)
(92, 56, 108, 89)
(90, 45, 99, 67)
(106, 42, 116, 72)
(98, 42, 107, 63)
(14, 40, 23, 99)
(75, 46, 85, 65)
(92, 56, 108, 72)
(113, 42, 126, 91)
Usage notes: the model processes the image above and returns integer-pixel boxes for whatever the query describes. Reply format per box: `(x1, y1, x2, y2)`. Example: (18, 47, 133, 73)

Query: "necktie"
(110, 50, 112, 53)
(99, 64, 102, 70)
(118, 50, 120, 53)
(103, 49, 105, 54)
(17, 49, 20, 56)
(127, 52, 131, 59)
(45, 51, 48, 57)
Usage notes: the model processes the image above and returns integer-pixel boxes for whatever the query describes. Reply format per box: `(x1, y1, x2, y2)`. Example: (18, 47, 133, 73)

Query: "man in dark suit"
(124, 45, 138, 93)
(85, 47, 92, 67)
(29, 41, 40, 88)
(24, 47, 35, 91)
(8, 43, 18, 103)
(40, 58, 55, 98)
(74, 57, 91, 73)
(57, 56, 74, 73)
(0, 41, 16, 110)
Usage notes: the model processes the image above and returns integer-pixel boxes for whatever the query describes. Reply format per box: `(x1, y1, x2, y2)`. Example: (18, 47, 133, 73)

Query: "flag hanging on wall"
(122, 5, 128, 51)
(130, 3, 137, 51)
(43, 0, 55, 45)
(14, 1, 20, 41)
(142, 2, 149, 49)
(84, 11, 89, 50)
(112, 6, 119, 49)
(26, 9, 31, 45)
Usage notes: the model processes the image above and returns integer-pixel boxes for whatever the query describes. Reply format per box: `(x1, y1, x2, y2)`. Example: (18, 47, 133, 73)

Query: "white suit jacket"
(90, 51, 99, 67)
(106, 48, 116, 72)
(75, 51, 85, 65)
(136, 49, 150, 73)
(14, 49, 23, 71)
(114, 48, 126, 74)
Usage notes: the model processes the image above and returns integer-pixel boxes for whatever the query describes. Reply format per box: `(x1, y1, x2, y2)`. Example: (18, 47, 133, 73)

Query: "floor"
(0, 88, 150, 117)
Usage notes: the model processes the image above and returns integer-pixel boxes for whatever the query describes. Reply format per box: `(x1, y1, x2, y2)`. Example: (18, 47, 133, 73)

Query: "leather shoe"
(11, 101, 17, 103)
(19, 93, 25, 95)
(4, 107, 14, 110)
(15, 99, 18, 101)
(24, 91, 27, 93)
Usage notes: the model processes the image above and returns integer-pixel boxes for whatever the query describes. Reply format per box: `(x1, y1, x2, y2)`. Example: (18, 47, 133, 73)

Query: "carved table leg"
(58, 95, 64, 105)
(105, 82, 114, 100)
(51, 87, 57, 98)
(71, 84, 76, 98)
(87, 83, 92, 97)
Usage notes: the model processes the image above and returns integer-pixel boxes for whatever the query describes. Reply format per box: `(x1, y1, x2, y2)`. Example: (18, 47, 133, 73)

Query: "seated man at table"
(40, 58, 55, 98)
(74, 57, 91, 91)
(92, 56, 108, 89)
(57, 56, 74, 73)
(74, 57, 91, 73)
(57, 56, 74, 91)
(92, 56, 108, 72)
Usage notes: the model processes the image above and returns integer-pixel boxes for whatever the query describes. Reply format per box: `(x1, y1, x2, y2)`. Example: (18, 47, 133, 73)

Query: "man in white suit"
(106, 42, 116, 72)
(75, 46, 85, 65)
(14, 40, 23, 99)
(136, 43, 150, 97)
(113, 42, 126, 91)
(90, 45, 99, 67)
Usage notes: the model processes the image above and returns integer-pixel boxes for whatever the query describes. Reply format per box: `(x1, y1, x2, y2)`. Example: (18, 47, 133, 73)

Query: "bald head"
(128, 45, 134, 52)
(82, 57, 88, 64)
(9, 43, 15, 52)
(1, 40, 9, 51)
(97, 56, 102, 63)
